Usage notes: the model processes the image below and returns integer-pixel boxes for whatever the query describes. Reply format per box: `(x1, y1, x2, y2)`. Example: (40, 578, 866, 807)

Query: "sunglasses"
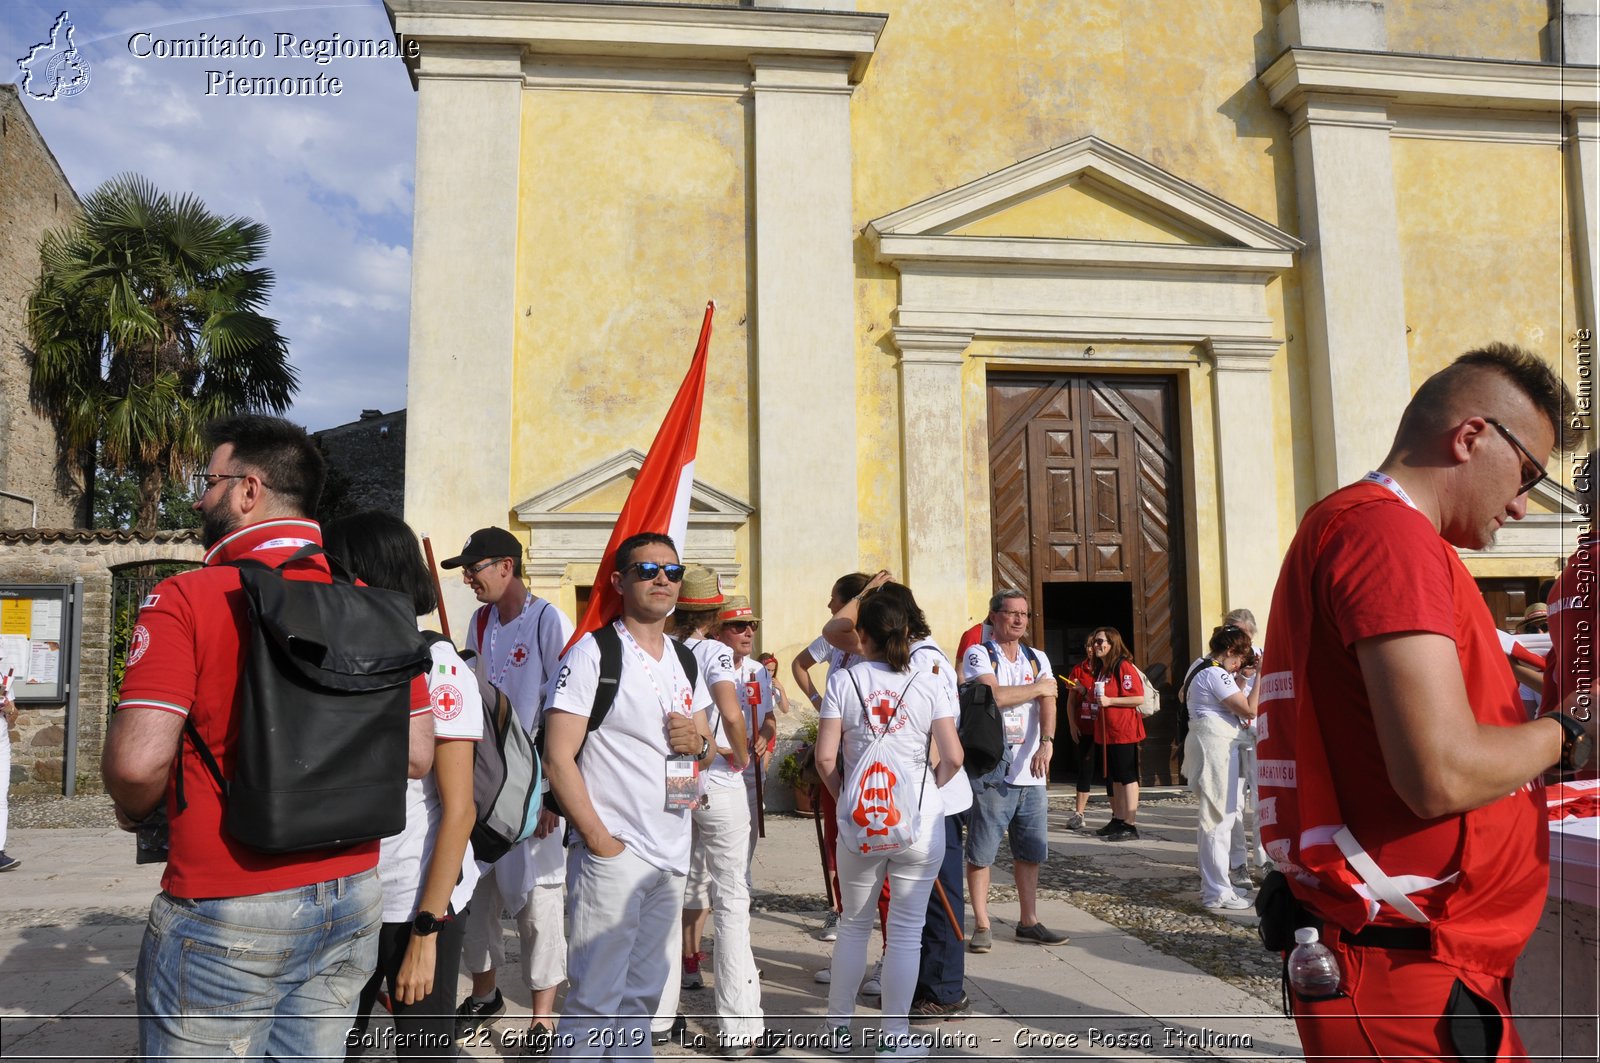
(626, 561, 686, 583)
(723, 620, 760, 633)
(1485, 418, 1548, 496)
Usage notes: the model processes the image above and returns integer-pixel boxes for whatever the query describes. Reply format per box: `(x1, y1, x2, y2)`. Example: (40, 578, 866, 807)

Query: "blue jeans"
(137, 870, 381, 1060)
(915, 812, 966, 1004)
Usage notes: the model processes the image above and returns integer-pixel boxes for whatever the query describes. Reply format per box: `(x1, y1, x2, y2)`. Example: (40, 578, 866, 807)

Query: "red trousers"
(1293, 943, 1526, 1063)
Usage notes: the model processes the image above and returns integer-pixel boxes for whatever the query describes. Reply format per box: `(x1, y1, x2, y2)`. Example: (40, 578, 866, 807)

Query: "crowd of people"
(95, 337, 1599, 1062)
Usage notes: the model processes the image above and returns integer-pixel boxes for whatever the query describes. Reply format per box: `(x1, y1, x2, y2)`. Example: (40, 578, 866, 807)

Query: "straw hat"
(1518, 602, 1550, 633)
(717, 595, 760, 625)
(677, 565, 724, 612)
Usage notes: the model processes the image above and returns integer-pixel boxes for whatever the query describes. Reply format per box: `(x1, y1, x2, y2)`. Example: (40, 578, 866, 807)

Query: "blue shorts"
(965, 772, 1049, 867)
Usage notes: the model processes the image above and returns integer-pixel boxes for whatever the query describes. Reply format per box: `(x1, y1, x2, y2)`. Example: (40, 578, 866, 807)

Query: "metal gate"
(108, 565, 197, 713)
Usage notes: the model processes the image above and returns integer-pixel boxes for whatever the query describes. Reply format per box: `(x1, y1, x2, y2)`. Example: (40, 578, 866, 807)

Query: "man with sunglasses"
(1257, 343, 1594, 1061)
(442, 527, 575, 1048)
(544, 532, 717, 1061)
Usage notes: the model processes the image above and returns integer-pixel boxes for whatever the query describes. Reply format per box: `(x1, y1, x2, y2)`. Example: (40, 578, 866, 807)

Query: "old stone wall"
(0, 85, 85, 530)
(0, 529, 202, 794)
(313, 409, 406, 519)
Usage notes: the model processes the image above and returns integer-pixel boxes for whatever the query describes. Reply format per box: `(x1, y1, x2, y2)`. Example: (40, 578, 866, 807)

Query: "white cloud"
(3, 0, 419, 431)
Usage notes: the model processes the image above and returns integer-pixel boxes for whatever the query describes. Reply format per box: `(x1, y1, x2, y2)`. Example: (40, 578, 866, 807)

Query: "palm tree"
(25, 173, 297, 531)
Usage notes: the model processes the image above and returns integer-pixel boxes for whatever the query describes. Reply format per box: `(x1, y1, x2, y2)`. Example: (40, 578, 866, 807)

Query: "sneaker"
(967, 925, 992, 953)
(909, 995, 971, 1023)
(454, 989, 505, 1044)
(652, 1014, 693, 1048)
(683, 951, 704, 990)
(820, 1023, 853, 1054)
(1105, 824, 1140, 842)
(1204, 893, 1254, 911)
(1094, 818, 1125, 837)
(818, 910, 840, 941)
(875, 1031, 932, 1060)
(1015, 921, 1070, 945)
(721, 1030, 786, 1057)
(1230, 866, 1255, 890)
(1063, 810, 1084, 831)
(860, 959, 883, 996)
(0, 852, 18, 872)
(522, 1024, 555, 1058)
(814, 967, 832, 984)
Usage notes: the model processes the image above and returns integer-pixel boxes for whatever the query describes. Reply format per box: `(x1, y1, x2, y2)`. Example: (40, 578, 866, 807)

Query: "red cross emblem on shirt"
(437, 690, 457, 715)
(870, 695, 896, 730)
(510, 644, 529, 666)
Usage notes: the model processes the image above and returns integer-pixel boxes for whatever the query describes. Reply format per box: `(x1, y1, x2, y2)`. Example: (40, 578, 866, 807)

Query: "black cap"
(440, 527, 523, 569)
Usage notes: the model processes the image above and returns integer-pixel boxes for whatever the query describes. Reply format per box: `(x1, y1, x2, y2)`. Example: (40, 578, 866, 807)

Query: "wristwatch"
(698, 735, 712, 760)
(1549, 713, 1594, 775)
(412, 910, 453, 936)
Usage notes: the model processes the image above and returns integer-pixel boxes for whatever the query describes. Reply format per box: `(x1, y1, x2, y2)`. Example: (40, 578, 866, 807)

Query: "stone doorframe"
(865, 137, 1301, 643)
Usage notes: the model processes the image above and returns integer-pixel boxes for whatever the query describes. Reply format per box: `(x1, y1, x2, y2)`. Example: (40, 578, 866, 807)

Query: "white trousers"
(462, 867, 567, 990)
(827, 791, 943, 1042)
(1230, 729, 1268, 871)
(654, 786, 764, 1044)
(554, 844, 685, 1062)
(0, 723, 9, 851)
(1185, 715, 1243, 905)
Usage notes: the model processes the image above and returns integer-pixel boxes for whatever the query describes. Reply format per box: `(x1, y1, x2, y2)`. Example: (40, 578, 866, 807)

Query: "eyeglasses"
(997, 610, 1033, 620)
(191, 471, 248, 498)
(625, 561, 686, 583)
(723, 620, 760, 633)
(463, 558, 504, 577)
(1485, 418, 1548, 496)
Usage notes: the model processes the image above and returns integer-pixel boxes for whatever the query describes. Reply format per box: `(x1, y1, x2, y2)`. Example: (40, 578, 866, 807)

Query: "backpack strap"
(1180, 658, 1220, 704)
(1020, 641, 1041, 674)
(589, 623, 623, 733)
(984, 641, 1000, 672)
(671, 639, 700, 691)
(474, 606, 491, 655)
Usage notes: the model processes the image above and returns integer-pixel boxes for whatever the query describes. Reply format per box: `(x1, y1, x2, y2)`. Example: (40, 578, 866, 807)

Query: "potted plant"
(778, 720, 820, 814)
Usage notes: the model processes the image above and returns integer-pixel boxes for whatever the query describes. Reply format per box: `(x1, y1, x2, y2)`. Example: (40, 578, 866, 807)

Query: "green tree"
(25, 173, 297, 532)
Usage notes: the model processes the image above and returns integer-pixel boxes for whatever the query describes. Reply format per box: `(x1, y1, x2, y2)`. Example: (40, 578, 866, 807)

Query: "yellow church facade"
(389, 0, 1598, 688)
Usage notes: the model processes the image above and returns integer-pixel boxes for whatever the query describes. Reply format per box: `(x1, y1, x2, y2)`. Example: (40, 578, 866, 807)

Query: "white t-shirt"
(908, 638, 970, 813)
(547, 621, 713, 874)
(960, 641, 1054, 786)
(806, 634, 857, 680)
(701, 653, 771, 791)
(467, 594, 573, 732)
(823, 659, 954, 821)
(683, 635, 740, 692)
(1183, 657, 1244, 724)
(378, 639, 484, 923)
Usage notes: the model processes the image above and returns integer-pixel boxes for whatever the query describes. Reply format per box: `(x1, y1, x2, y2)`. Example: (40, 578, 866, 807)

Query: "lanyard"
(485, 592, 535, 687)
(617, 620, 690, 719)
(1362, 470, 1419, 511)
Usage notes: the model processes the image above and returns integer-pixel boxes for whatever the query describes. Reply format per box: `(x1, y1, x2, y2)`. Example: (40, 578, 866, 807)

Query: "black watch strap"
(413, 910, 453, 936)
(1549, 713, 1594, 775)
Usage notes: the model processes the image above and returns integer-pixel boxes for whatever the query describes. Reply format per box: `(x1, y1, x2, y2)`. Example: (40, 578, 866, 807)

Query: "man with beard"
(103, 415, 435, 1061)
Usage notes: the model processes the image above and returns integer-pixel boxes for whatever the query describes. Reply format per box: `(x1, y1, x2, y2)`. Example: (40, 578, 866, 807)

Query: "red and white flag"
(564, 301, 714, 653)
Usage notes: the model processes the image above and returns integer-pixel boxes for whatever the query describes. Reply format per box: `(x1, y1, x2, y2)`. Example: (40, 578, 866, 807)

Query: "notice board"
(0, 584, 73, 703)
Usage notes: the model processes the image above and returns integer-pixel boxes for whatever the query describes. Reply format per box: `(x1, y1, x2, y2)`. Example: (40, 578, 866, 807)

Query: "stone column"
(402, 44, 524, 630)
(892, 329, 973, 645)
(1568, 107, 1599, 337)
(1207, 340, 1285, 617)
(1283, 91, 1411, 495)
(749, 57, 859, 649)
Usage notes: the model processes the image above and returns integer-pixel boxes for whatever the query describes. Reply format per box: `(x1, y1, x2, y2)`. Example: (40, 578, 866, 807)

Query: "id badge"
(665, 755, 700, 811)
(1003, 708, 1027, 745)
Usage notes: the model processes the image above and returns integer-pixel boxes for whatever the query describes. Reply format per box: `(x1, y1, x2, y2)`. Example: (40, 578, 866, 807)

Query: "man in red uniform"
(1257, 343, 1595, 1061)
(103, 415, 434, 1060)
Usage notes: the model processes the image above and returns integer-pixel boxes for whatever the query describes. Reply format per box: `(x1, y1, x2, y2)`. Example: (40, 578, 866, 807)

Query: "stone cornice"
(873, 234, 1296, 275)
(1262, 47, 1600, 116)
(386, 0, 887, 83)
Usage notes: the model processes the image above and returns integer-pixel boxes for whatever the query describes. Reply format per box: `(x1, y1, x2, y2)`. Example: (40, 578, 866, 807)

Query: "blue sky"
(4, 1, 418, 432)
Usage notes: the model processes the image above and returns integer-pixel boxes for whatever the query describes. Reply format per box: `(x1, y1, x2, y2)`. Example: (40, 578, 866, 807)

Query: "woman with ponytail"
(1086, 627, 1147, 842)
(814, 594, 963, 1060)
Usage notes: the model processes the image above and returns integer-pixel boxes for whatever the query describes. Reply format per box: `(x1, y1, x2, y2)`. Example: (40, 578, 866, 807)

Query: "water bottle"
(1286, 927, 1341, 998)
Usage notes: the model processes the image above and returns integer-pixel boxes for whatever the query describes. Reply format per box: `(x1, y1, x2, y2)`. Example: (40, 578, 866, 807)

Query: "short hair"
(1222, 608, 1257, 634)
(875, 582, 932, 641)
(323, 510, 437, 618)
(988, 589, 1027, 616)
(615, 532, 677, 571)
(1394, 343, 1581, 455)
(1207, 624, 1254, 659)
(205, 414, 325, 516)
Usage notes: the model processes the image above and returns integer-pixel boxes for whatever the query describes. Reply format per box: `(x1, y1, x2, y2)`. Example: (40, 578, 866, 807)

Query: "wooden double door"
(988, 373, 1188, 784)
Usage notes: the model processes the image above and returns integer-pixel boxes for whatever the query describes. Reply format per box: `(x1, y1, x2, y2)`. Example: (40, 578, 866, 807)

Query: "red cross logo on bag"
(852, 761, 901, 848)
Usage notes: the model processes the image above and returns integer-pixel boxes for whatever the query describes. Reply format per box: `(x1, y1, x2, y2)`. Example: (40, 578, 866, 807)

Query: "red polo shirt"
(117, 518, 430, 899)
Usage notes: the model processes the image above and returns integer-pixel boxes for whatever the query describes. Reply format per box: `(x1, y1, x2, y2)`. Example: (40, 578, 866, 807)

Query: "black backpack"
(535, 623, 700, 818)
(181, 545, 433, 853)
(957, 641, 1043, 778)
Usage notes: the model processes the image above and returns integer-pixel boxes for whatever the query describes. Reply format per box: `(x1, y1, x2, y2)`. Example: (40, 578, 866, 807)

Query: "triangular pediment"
(867, 136, 1301, 253)
(514, 449, 752, 522)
